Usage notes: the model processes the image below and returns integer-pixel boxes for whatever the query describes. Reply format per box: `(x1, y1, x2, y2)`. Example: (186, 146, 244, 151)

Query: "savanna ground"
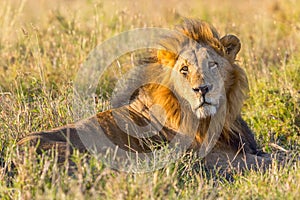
(0, 0, 299, 199)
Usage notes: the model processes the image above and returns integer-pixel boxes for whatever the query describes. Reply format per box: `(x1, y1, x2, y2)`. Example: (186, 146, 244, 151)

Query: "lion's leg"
(17, 122, 88, 163)
(18, 115, 117, 156)
(229, 116, 259, 154)
(204, 147, 272, 174)
(17, 107, 159, 161)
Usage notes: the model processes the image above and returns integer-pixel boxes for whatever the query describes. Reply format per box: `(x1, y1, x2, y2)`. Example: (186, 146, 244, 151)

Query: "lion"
(18, 19, 271, 172)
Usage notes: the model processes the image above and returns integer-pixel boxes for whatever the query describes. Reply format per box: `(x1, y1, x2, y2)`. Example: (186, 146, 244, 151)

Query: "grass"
(0, 0, 299, 199)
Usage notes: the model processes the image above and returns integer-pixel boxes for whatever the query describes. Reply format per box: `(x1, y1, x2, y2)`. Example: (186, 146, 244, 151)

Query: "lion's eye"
(208, 61, 218, 69)
(180, 66, 189, 75)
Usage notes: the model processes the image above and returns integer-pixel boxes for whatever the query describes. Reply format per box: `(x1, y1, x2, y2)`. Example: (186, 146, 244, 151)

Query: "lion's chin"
(194, 105, 217, 119)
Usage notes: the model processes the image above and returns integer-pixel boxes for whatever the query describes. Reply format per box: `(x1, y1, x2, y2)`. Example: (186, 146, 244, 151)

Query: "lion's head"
(133, 19, 247, 135)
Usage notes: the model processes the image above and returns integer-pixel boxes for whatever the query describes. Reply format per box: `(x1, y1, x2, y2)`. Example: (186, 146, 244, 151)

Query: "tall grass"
(0, 0, 299, 199)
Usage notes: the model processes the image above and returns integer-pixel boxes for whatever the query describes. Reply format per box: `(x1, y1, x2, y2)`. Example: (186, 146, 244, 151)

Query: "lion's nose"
(193, 84, 210, 95)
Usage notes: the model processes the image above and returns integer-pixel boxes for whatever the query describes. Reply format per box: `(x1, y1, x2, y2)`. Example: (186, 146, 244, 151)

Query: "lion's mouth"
(199, 101, 211, 107)
(198, 96, 212, 108)
(193, 96, 219, 118)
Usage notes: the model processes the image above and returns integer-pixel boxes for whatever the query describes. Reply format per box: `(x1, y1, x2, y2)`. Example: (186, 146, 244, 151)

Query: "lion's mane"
(116, 19, 257, 153)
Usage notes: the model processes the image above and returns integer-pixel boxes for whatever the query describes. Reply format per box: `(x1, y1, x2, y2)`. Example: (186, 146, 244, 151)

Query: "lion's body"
(18, 19, 271, 171)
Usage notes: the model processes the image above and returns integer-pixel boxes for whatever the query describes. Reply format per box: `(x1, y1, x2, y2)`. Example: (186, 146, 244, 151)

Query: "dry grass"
(0, 0, 299, 199)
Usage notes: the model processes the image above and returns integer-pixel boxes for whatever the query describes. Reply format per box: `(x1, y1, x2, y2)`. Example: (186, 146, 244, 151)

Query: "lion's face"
(171, 43, 230, 119)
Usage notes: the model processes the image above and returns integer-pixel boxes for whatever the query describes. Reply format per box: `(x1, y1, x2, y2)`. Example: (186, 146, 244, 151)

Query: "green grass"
(0, 0, 299, 199)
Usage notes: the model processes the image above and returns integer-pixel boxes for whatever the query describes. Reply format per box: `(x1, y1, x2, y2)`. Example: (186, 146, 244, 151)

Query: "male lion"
(18, 19, 271, 172)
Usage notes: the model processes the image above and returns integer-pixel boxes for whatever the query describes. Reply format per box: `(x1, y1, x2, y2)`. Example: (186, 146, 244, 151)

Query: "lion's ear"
(220, 35, 241, 61)
(157, 49, 177, 67)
